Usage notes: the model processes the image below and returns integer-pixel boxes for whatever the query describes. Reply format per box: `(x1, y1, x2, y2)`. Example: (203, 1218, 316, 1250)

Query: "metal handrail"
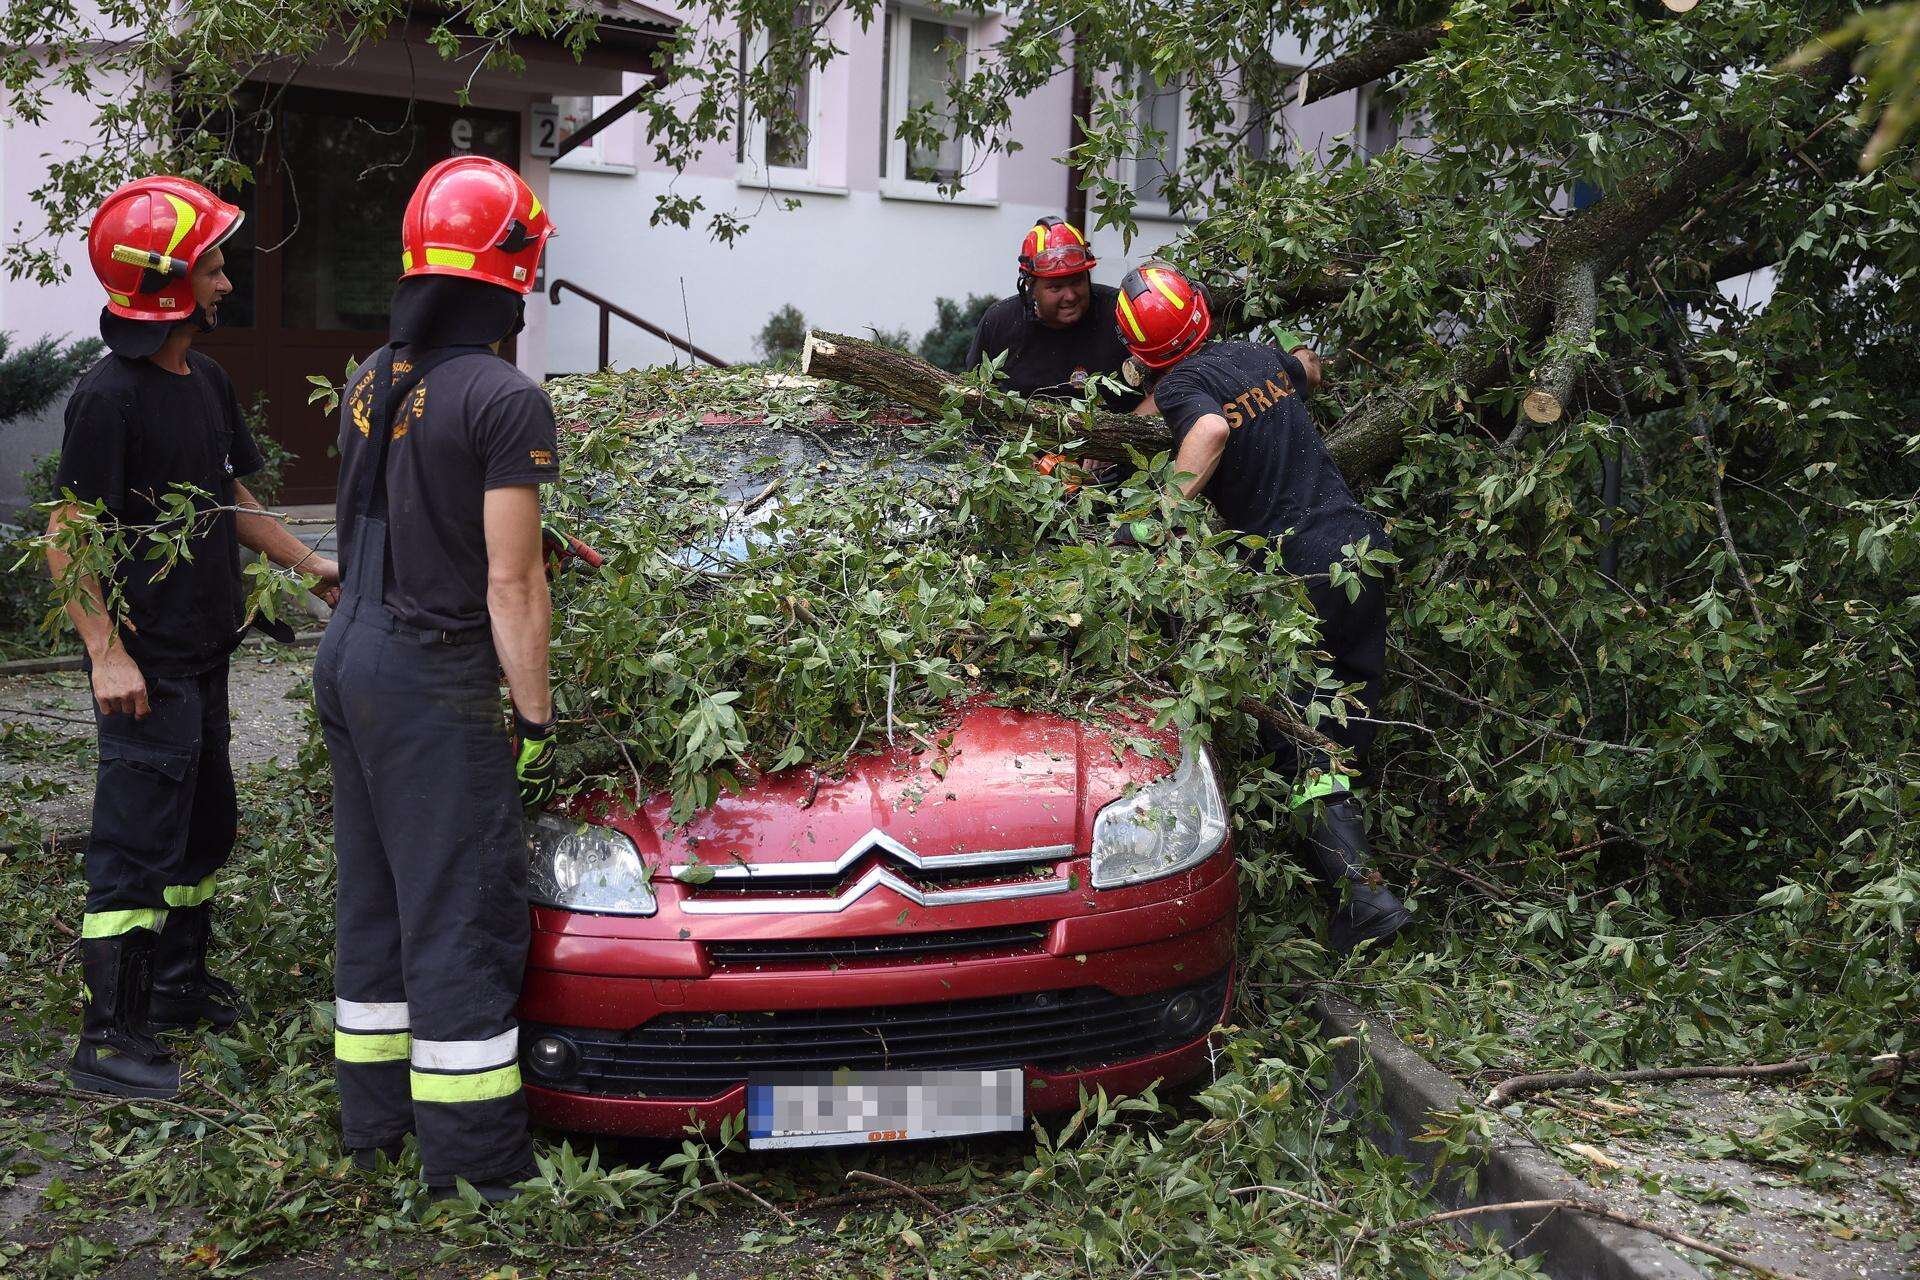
(548, 278, 730, 371)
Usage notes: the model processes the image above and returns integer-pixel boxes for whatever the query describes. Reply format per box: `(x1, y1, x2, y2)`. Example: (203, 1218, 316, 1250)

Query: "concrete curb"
(1315, 993, 1705, 1280)
(0, 630, 325, 677)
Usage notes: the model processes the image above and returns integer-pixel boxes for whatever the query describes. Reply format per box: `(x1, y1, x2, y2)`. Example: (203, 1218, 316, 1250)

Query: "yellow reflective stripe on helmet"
(1064, 221, 1084, 244)
(410, 1064, 522, 1104)
(1115, 290, 1147, 341)
(1289, 774, 1351, 809)
(335, 1030, 410, 1063)
(82, 908, 167, 938)
(401, 249, 415, 271)
(528, 191, 543, 220)
(1146, 268, 1187, 310)
(424, 247, 477, 269)
(108, 292, 132, 307)
(163, 874, 218, 908)
(161, 193, 198, 257)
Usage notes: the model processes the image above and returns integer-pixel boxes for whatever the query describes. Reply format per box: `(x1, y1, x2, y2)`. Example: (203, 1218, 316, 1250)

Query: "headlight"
(527, 814, 657, 916)
(1090, 743, 1229, 889)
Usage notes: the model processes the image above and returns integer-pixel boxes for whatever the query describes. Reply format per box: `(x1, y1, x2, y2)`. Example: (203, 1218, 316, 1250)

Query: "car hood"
(610, 704, 1175, 874)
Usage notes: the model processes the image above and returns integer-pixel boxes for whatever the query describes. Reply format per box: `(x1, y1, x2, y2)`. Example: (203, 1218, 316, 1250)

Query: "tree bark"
(801, 330, 1176, 461)
(1288, 24, 1450, 107)
(800, 331, 1384, 486)
(1519, 261, 1599, 427)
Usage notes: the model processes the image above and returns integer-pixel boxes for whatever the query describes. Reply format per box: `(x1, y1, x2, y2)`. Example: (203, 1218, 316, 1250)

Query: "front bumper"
(518, 849, 1237, 1138)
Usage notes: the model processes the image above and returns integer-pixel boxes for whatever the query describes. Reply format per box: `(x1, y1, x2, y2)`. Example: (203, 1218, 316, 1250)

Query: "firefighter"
(50, 176, 342, 1098)
(967, 216, 1144, 411)
(314, 156, 559, 1200)
(1113, 262, 1411, 955)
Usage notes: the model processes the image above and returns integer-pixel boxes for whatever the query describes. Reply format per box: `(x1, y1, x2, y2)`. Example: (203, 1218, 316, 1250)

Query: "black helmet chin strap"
(1018, 273, 1035, 319)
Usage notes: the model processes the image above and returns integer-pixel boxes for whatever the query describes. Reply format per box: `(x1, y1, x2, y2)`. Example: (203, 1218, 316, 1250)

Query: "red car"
(516, 701, 1236, 1146)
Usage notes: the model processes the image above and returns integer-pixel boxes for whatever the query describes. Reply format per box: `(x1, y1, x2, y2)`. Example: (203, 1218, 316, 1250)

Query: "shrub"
(917, 293, 998, 372)
(754, 303, 808, 365)
(0, 332, 103, 426)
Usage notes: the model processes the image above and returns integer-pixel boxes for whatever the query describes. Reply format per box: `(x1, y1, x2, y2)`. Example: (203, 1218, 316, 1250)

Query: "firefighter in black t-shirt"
(49, 177, 343, 1098)
(967, 217, 1143, 412)
(315, 156, 558, 1201)
(1114, 262, 1411, 955)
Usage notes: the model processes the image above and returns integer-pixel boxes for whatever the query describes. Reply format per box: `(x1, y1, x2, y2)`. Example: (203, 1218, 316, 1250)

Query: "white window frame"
(879, 2, 983, 202)
(550, 95, 635, 175)
(1355, 82, 1400, 158)
(737, 15, 827, 192)
(1130, 71, 1195, 222)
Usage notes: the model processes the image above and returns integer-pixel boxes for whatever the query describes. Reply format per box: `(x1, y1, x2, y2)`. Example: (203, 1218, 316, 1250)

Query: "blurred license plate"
(747, 1069, 1024, 1149)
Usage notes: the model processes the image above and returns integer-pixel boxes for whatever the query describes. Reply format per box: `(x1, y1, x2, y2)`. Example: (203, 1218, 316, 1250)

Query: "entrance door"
(198, 87, 519, 503)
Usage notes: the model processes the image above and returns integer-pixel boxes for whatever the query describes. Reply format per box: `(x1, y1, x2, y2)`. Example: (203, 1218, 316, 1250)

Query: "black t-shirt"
(1153, 341, 1383, 575)
(54, 351, 264, 677)
(335, 348, 559, 631)
(966, 286, 1144, 411)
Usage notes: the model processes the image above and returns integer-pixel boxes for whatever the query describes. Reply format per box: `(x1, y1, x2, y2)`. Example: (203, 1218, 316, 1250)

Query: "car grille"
(523, 969, 1230, 1100)
(706, 924, 1048, 968)
(686, 856, 1064, 897)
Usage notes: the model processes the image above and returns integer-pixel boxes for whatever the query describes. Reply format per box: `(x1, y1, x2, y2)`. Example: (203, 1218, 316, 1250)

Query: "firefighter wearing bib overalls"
(314, 157, 560, 1199)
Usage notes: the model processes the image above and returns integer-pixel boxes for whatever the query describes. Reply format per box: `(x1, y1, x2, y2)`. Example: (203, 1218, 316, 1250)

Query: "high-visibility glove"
(513, 709, 558, 810)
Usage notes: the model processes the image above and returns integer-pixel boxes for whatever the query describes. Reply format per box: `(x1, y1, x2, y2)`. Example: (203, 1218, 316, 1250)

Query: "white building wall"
(549, 13, 1380, 372)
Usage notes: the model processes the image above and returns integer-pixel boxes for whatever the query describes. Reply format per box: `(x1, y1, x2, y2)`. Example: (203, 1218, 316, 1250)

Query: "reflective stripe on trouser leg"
(410, 1028, 521, 1102)
(162, 874, 218, 908)
(82, 908, 167, 938)
(336, 999, 410, 1064)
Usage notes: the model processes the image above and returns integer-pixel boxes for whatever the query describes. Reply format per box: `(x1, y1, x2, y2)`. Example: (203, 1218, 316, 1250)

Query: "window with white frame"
(879, 3, 973, 191)
(1132, 71, 1188, 214)
(738, 5, 820, 183)
(1356, 82, 1400, 157)
(552, 95, 603, 165)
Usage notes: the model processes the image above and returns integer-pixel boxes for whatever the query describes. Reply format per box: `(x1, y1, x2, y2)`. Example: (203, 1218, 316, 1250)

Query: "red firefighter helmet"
(1114, 262, 1212, 369)
(87, 176, 244, 322)
(399, 156, 554, 294)
(1018, 216, 1096, 278)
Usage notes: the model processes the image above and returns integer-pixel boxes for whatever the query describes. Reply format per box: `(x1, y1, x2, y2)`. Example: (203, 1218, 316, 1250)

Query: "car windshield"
(667, 426, 950, 571)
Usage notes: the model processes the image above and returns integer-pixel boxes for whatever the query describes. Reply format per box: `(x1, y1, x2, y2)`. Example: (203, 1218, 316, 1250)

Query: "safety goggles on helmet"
(1027, 243, 1096, 277)
(1019, 215, 1097, 278)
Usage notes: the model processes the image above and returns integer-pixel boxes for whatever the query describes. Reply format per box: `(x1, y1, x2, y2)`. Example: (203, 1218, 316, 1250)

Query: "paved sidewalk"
(0, 645, 317, 835)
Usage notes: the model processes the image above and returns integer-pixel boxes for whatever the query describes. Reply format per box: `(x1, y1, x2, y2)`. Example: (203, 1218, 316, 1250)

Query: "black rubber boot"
(149, 904, 247, 1031)
(68, 930, 181, 1099)
(433, 1164, 539, 1205)
(1302, 795, 1412, 956)
(350, 1137, 410, 1173)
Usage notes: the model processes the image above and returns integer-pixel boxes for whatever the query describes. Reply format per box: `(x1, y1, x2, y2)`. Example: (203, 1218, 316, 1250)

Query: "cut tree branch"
(802, 329, 1176, 461)
(1485, 1059, 1818, 1108)
(1518, 260, 1599, 430)
(1360, 1197, 1813, 1280)
(1319, 49, 1851, 484)
(1484, 1050, 1920, 1108)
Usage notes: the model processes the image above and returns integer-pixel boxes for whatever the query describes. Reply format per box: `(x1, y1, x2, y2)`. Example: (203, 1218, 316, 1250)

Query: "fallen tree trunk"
(800, 331, 1380, 487)
(800, 330, 1175, 462)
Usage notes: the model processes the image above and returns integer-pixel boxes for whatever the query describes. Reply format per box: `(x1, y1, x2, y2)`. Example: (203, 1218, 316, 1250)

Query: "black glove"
(1110, 523, 1142, 548)
(513, 708, 558, 810)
